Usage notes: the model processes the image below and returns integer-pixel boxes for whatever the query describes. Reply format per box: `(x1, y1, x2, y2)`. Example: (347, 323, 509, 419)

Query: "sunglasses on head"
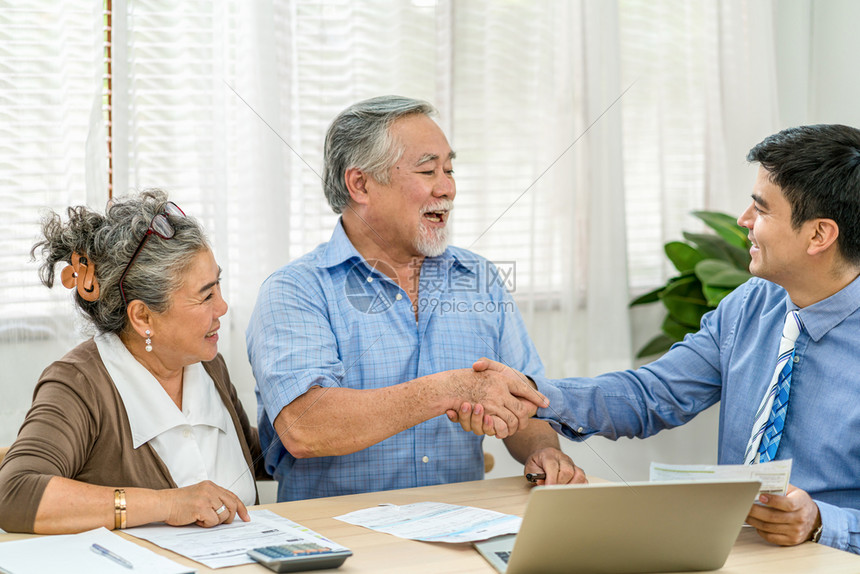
(118, 201, 186, 306)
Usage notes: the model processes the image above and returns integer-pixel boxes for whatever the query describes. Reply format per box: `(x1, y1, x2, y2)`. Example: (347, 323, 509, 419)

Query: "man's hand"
(444, 361, 547, 439)
(449, 402, 500, 435)
(446, 358, 540, 437)
(472, 357, 526, 379)
(746, 484, 821, 546)
(524, 447, 587, 485)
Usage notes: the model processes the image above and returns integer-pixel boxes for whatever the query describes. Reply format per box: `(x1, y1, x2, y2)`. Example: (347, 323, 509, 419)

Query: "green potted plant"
(631, 211, 753, 358)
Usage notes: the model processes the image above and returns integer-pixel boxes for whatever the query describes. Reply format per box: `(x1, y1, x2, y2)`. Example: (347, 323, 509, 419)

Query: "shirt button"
(396, 293, 403, 301)
(422, 456, 429, 463)
(183, 429, 192, 439)
(577, 427, 584, 434)
(367, 276, 373, 283)
(793, 356, 800, 363)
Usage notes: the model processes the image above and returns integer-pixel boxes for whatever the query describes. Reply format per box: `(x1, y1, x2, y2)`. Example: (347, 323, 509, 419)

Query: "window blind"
(0, 3, 105, 339)
(619, 0, 714, 289)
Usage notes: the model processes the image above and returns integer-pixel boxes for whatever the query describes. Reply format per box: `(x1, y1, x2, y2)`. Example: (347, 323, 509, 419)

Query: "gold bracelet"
(114, 488, 127, 530)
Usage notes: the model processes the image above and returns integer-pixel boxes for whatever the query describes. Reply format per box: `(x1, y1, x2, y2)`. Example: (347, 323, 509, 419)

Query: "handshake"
(442, 358, 545, 439)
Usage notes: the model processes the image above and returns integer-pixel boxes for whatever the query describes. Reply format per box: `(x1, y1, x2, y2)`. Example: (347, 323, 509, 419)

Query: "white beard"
(414, 221, 449, 257)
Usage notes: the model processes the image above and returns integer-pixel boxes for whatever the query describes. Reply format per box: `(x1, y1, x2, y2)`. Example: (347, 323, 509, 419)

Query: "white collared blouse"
(95, 332, 256, 505)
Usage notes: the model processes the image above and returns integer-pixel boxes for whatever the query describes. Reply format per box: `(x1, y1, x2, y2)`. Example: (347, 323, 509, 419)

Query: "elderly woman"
(0, 190, 263, 534)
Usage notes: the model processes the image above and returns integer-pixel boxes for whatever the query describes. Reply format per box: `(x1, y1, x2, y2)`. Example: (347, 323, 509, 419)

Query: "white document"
(125, 509, 348, 569)
(649, 459, 792, 496)
(334, 501, 521, 543)
(0, 527, 193, 574)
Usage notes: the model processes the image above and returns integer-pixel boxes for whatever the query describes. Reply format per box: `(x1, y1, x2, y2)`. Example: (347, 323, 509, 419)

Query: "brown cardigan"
(0, 339, 266, 533)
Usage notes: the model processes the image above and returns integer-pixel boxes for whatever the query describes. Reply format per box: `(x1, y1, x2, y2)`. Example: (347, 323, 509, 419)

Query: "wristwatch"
(810, 522, 823, 543)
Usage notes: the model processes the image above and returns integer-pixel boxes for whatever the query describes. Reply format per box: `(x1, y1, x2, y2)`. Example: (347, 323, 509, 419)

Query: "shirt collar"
(317, 218, 364, 269)
(95, 332, 230, 448)
(791, 273, 860, 342)
(447, 249, 478, 275)
(316, 218, 476, 275)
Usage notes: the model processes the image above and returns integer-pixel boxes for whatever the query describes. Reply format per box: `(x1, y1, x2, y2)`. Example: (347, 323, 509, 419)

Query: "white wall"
(1, 339, 73, 446)
(774, 0, 860, 128)
(807, 0, 860, 126)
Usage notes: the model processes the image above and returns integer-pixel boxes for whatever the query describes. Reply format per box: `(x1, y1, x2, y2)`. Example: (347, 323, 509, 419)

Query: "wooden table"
(2, 477, 858, 573)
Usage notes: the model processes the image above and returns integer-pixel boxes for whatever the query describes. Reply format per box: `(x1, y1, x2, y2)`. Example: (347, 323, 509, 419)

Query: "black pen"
(526, 472, 546, 483)
(91, 543, 134, 569)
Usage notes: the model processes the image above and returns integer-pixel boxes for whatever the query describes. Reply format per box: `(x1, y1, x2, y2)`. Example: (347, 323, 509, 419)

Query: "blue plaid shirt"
(247, 220, 544, 501)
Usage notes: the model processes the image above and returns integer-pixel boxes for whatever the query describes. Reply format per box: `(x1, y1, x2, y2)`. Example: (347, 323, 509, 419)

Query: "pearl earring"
(145, 329, 152, 353)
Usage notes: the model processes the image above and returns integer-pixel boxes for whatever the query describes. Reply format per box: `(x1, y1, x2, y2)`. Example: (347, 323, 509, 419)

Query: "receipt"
(649, 459, 792, 496)
(334, 502, 521, 543)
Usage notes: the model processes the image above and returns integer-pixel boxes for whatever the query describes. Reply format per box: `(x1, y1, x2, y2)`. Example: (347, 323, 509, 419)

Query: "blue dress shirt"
(247, 220, 543, 501)
(534, 276, 860, 553)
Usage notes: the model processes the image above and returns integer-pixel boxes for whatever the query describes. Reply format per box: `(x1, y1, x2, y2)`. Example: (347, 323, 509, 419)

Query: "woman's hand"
(164, 480, 250, 527)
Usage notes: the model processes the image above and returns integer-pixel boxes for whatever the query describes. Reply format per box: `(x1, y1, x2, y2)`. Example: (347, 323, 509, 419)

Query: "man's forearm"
(502, 419, 560, 465)
(273, 375, 456, 458)
(273, 366, 548, 459)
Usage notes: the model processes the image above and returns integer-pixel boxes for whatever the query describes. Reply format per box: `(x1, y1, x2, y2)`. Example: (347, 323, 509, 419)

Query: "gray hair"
(322, 95, 437, 213)
(31, 189, 210, 334)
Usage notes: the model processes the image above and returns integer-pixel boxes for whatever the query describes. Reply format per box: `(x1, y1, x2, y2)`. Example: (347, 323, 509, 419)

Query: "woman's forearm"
(33, 476, 170, 534)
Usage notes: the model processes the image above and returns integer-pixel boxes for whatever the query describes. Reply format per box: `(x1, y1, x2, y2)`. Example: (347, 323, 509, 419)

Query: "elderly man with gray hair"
(246, 95, 584, 502)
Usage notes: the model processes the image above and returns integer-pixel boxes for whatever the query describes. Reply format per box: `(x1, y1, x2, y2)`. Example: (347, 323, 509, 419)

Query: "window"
(1, 0, 774, 351)
(0, 3, 107, 339)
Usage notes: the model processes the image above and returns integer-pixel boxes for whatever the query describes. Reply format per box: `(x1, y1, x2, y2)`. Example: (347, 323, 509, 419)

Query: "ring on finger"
(215, 504, 227, 515)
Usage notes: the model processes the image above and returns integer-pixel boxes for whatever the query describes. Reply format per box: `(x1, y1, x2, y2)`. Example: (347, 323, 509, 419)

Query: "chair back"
(484, 452, 495, 474)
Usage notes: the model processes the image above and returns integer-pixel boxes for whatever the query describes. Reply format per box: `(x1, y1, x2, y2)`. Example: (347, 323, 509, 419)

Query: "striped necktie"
(743, 310, 803, 465)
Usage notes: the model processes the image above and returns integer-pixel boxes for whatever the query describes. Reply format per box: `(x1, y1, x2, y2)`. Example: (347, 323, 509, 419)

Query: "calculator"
(247, 542, 352, 572)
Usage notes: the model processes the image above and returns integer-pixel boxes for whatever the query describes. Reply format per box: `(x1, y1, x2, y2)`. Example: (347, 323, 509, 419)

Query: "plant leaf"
(683, 232, 751, 269)
(692, 211, 751, 250)
(630, 285, 664, 307)
(695, 259, 753, 288)
(660, 275, 706, 300)
(664, 241, 705, 273)
(631, 271, 696, 307)
(666, 270, 696, 284)
(661, 313, 698, 341)
(682, 232, 733, 260)
(636, 332, 675, 358)
(702, 284, 734, 306)
(659, 275, 711, 327)
(632, 210, 752, 357)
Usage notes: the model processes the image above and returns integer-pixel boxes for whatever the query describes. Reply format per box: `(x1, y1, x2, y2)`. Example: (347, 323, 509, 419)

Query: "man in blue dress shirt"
(246, 95, 583, 502)
(457, 124, 860, 554)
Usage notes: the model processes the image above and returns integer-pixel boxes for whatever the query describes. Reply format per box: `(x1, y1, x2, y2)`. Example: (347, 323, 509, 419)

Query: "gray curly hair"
(31, 189, 209, 334)
(322, 95, 437, 214)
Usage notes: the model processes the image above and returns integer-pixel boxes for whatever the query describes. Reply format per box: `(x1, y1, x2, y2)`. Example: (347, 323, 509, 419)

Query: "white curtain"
(106, 0, 636, 409)
(0, 1, 107, 443)
(575, 0, 781, 480)
(621, 0, 780, 290)
(1, 0, 781, 483)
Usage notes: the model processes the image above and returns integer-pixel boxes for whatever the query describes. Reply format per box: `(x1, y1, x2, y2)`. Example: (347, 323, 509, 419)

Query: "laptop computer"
(474, 479, 761, 574)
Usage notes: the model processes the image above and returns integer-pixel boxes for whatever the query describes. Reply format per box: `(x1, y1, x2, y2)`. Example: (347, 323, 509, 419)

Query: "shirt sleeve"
(246, 267, 346, 427)
(0, 367, 97, 533)
(531, 284, 744, 442)
(816, 499, 860, 554)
